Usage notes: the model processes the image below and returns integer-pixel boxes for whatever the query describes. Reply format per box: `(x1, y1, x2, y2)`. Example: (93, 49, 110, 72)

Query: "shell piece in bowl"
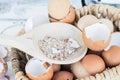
(32, 22, 87, 64)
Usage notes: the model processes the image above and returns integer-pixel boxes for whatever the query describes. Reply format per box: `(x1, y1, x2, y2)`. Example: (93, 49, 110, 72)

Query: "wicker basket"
(10, 4, 120, 80)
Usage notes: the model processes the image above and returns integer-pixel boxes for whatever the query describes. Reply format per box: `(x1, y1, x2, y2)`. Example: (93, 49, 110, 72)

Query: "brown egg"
(77, 15, 98, 31)
(102, 46, 120, 67)
(81, 54, 105, 75)
(53, 71, 73, 80)
(82, 23, 111, 51)
(48, 0, 75, 23)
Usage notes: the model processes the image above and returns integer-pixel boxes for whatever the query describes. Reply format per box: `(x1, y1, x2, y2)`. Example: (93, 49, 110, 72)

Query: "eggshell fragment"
(82, 23, 111, 51)
(25, 58, 53, 80)
(81, 54, 105, 75)
(53, 71, 73, 80)
(77, 15, 98, 31)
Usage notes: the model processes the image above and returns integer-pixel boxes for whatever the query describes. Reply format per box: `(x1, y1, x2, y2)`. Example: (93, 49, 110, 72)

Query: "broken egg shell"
(49, 6, 75, 23)
(25, 58, 53, 80)
(53, 71, 73, 80)
(0, 58, 8, 78)
(77, 15, 98, 31)
(102, 46, 120, 67)
(48, 0, 71, 20)
(82, 23, 111, 51)
(81, 54, 105, 75)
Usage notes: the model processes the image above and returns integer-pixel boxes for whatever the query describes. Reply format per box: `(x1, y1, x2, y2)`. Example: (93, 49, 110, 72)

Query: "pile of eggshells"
(23, 0, 120, 80)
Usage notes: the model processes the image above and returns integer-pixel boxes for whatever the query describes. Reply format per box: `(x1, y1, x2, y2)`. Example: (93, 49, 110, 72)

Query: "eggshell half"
(48, 0, 71, 19)
(82, 23, 111, 51)
(49, 6, 75, 23)
(81, 54, 105, 75)
(25, 58, 53, 80)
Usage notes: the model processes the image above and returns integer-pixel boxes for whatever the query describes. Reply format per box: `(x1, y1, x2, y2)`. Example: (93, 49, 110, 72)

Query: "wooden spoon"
(0, 22, 87, 64)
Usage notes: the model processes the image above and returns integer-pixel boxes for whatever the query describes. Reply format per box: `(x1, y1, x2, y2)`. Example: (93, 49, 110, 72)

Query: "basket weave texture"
(10, 4, 120, 80)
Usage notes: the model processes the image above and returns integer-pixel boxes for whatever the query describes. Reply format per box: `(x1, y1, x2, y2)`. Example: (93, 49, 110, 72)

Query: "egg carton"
(10, 4, 120, 80)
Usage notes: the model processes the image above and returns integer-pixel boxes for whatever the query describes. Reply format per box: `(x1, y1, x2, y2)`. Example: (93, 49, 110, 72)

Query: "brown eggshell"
(102, 46, 120, 67)
(60, 6, 75, 23)
(81, 54, 105, 75)
(77, 15, 98, 31)
(27, 66, 53, 80)
(53, 71, 73, 80)
(0, 58, 8, 78)
(82, 28, 111, 51)
(49, 6, 75, 23)
(48, 0, 71, 19)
